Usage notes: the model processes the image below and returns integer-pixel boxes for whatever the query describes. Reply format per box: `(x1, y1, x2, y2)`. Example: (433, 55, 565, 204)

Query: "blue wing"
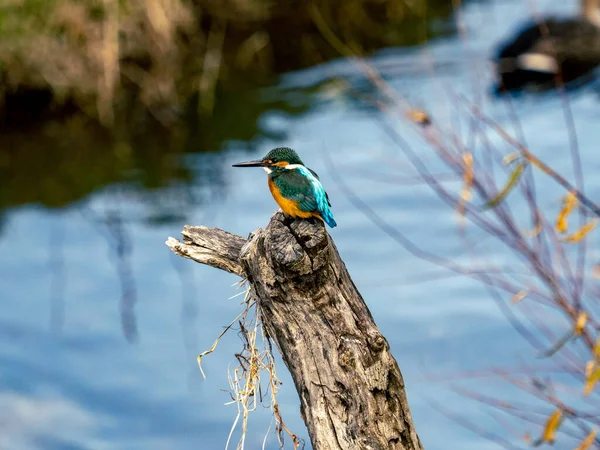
(308, 168, 332, 208)
(271, 167, 337, 228)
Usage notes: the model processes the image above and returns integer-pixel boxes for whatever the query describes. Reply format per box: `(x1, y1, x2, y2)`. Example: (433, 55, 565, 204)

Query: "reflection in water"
(169, 252, 202, 386)
(78, 199, 139, 342)
(106, 201, 138, 343)
(0, 116, 189, 210)
(0, 85, 314, 217)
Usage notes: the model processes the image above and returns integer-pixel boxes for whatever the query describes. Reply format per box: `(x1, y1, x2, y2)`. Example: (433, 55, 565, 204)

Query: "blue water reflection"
(2, 0, 599, 449)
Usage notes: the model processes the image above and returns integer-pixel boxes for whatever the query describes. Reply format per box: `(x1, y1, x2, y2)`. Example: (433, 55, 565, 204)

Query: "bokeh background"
(2, 0, 599, 449)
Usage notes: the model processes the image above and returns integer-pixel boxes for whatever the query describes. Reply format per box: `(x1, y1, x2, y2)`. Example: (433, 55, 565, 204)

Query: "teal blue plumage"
(270, 166, 337, 228)
(232, 147, 337, 228)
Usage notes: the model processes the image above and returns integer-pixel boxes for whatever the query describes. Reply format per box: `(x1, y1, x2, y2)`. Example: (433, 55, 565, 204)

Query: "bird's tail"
(322, 211, 337, 228)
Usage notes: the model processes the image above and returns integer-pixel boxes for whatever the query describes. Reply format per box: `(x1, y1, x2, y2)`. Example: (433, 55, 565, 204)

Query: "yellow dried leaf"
(542, 408, 562, 443)
(575, 428, 598, 450)
(586, 361, 595, 379)
(584, 367, 600, 396)
(406, 109, 431, 125)
(457, 153, 474, 221)
(503, 152, 520, 165)
(485, 162, 525, 208)
(594, 336, 600, 359)
(565, 191, 578, 208)
(556, 216, 568, 233)
(563, 221, 598, 243)
(461, 152, 474, 199)
(512, 291, 527, 304)
(556, 192, 578, 233)
(575, 312, 588, 336)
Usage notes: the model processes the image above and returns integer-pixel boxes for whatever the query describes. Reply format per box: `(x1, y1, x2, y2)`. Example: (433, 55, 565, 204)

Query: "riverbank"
(0, 0, 458, 128)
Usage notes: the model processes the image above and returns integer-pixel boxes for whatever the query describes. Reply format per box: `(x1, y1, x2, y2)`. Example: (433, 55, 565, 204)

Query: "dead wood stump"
(166, 211, 423, 450)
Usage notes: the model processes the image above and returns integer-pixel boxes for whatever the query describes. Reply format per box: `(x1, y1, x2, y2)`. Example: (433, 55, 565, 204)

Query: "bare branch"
(166, 225, 246, 276)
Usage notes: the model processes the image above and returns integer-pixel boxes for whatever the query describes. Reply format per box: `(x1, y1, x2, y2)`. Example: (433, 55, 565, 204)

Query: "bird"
(495, 0, 600, 92)
(232, 147, 337, 228)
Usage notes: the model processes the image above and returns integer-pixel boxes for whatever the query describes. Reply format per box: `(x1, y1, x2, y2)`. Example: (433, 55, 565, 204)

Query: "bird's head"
(232, 147, 304, 173)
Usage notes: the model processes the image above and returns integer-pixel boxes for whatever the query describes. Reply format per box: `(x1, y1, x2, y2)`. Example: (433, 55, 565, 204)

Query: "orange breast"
(268, 177, 321, 220)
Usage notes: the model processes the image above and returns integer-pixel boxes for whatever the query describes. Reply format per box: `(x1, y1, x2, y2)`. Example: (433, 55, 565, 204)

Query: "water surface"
(2, 0, 599, 449)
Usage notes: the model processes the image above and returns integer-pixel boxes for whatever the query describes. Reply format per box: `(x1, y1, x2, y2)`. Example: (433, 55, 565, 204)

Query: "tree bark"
(166, 211, 423, 450)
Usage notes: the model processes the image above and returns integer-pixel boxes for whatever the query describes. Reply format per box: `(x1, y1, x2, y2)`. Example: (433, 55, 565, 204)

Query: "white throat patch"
(263, 167, 273, 174)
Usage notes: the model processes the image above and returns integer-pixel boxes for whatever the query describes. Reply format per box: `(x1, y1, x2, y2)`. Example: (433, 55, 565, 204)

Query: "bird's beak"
(232, 160, 268, 168)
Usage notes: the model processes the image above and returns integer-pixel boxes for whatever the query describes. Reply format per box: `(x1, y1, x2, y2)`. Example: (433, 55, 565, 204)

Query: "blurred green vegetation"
(0, 0, 465, 214)
(0, 84, 309, 211)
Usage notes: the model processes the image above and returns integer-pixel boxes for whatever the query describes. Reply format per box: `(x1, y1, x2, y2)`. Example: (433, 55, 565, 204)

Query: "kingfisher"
(232, 147, 337, 228)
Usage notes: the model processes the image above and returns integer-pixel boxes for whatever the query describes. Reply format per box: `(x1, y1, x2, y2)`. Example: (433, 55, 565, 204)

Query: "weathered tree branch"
(166, 226, 246, 276)
(166, 211, 424, 450)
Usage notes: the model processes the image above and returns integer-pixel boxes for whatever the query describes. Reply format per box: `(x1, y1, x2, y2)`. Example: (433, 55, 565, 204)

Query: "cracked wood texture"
(166, 211, 423, 450)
